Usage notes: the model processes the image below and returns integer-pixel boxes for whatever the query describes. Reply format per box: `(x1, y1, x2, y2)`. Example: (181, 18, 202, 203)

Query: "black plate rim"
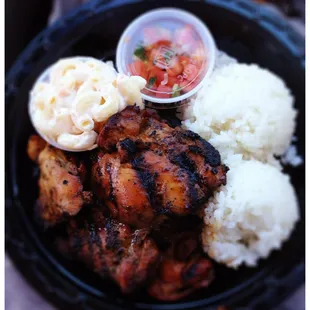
(5, 0, 305, 309)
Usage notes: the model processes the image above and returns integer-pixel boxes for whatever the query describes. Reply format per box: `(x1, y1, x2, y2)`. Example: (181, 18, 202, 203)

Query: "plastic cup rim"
(116, 7, 217, 104)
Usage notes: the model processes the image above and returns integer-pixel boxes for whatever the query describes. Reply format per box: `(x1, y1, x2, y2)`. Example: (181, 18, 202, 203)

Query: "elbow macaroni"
(29, 57, 146, 151)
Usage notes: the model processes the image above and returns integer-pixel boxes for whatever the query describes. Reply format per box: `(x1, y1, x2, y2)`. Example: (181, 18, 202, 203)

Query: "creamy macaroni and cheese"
(29, 57, 146, 151)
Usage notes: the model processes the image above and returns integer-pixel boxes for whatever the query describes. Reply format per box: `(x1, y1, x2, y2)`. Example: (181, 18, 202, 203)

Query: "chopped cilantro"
(148, 77, 157, 86)
(134, 46, 147, 61)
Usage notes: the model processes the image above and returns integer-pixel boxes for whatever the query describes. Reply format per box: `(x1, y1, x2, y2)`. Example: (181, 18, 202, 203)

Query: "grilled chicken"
(27, 135, 92, 227)
(92, 149, 206, 228)
(98, 107, 227, 190)
(57, 207, 159, 293)
(27, 134, 47, 162)
(92, 152, 156, 228)
(148, 231, 214, 301)
(150, 215, 203, 251)
(27, 107, 222, 299)
(94, 106, 227, 227)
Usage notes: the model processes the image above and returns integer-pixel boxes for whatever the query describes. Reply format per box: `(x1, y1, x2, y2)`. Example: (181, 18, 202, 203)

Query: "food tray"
(5, 0, 305, 309)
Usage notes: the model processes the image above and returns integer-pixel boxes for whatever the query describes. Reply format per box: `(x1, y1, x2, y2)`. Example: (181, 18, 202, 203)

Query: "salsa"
(127, 25, 206, 99)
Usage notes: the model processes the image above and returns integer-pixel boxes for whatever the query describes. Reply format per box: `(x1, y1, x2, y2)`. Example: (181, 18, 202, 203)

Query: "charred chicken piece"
(94, 106, 227, 227)
(150, 215, 203, 251)
(57, 208, 160, 293)
(27, 135, 92, 227)
(132, 150, 205, 215)
(148, 231, 214, 301)
(92, 152, 156, 228)
(97, 107, 161, 151)
(99, 107, 228, 191)
(92, 149, 205, 227)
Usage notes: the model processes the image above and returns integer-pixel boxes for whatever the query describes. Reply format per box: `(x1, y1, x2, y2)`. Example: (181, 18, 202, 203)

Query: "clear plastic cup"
(116, 8, 216, 108)
(28, 56, 117, 152)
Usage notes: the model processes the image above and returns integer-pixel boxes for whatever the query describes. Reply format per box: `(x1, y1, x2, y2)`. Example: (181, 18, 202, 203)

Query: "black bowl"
(5, 0, 305, 309)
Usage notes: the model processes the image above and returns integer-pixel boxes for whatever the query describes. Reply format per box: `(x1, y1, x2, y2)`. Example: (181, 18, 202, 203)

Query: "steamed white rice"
(181, 52, 300, 268)
(202, 155, 299, 268)
(181, 56, 297, 166)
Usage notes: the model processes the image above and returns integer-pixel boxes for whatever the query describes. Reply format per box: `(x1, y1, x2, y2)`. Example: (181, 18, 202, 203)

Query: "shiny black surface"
(5, 0, 305, 309)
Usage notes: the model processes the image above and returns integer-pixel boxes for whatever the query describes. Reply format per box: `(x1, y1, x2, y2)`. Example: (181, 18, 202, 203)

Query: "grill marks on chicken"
(27, 106, 225, 299)
(95, 106, 227, 226)
(92, 152, 155, 228)
(138, 124, 228, 192)
(133, 151, 205, 215)
(27, 135, 92, 226)
(57, 208, 159, 293)
(97, 106, 160, 152)
(92, 148, 206, 227)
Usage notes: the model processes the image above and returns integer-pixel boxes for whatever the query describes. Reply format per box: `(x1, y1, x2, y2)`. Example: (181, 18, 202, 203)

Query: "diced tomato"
(148, 67, 166, 86)
(149, 48, 159, 63)
(166, 76, 178, 87)
(183, 63, 199, 82)
(145, 61, 155, 72)
(156, 85, 172, 98)
(166, 58, 183, 77)
(152, 40, 172, 48)
(128, 60, 148, 80)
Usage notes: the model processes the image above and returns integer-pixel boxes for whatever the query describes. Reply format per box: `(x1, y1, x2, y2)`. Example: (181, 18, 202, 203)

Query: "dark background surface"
(5, 0, 53, 72)
(5, 0, 305, 73)
(5, 0, 305, 309)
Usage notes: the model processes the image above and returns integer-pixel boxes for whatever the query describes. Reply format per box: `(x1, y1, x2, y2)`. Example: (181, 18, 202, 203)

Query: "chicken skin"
(27, 134, 47, 162)
(57, 207, 159, 293)
(27, 106, 225, 300)
(92, 152, 156, 228)
(94, 106, 227, 227)
(148, 231, 214, 301)
(27, 135, 92, 226)
(98, 106, 228, 191)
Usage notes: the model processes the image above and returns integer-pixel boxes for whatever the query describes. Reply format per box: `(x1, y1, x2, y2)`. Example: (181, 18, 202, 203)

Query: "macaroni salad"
(29, 57, 146, 151)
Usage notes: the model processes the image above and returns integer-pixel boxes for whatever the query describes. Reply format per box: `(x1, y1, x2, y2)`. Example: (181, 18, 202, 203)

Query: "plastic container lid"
(116, 8, 217, 105)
